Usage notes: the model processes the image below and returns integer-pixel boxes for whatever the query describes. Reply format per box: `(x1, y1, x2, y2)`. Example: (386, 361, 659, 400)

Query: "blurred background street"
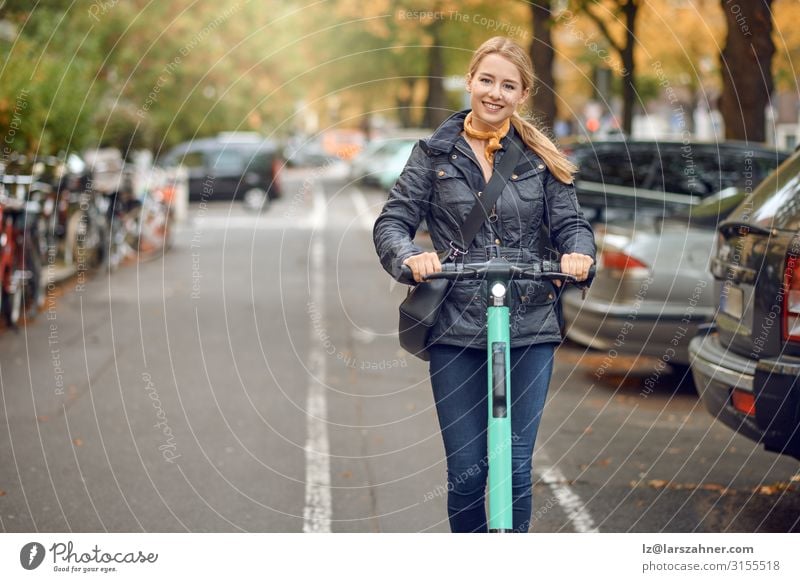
(1, 167, 797, 532)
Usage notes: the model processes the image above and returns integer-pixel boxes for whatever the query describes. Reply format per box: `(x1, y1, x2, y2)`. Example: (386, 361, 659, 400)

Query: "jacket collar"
(426, 109, 520, 155)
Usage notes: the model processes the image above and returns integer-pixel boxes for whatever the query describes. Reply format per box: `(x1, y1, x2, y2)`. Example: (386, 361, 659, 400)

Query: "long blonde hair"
(467, 36, 577, 184)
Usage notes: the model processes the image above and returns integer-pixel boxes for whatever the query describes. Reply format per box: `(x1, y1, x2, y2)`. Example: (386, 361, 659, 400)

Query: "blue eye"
(480, 78, 491, 84)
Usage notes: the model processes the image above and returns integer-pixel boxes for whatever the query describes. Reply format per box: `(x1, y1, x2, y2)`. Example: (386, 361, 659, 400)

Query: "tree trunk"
(719, 0, 774, 142)
(396, 79, 416, 129)
(530, 1, 556, 133)
(423, 20, 448, 130)
(620, 0, 637, 135)
(576, 0, 640, 135)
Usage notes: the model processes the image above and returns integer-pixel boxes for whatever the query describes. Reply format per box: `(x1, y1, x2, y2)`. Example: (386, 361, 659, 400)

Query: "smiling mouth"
(483, 102, 503, 112)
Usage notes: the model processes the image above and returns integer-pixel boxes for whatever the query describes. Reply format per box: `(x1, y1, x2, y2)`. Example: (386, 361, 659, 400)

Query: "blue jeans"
(428, 342, 556, 533)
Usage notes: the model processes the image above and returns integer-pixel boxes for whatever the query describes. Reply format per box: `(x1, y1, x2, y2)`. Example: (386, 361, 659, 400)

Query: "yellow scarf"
(463, 111, 511, 165)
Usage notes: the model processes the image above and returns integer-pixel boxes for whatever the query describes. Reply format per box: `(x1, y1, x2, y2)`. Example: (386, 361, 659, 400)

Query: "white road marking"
(303, 182, 332, 533)
(351, 327, 377, 344)
(350, 187, 377, 231)
(537, 453, 599, 533)
(306, 182, 327, 230)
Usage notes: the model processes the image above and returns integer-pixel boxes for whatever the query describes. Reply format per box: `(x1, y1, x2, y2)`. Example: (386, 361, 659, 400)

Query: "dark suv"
(160, 132, 283, 203)
(689, 148, 800, 460)
(562, 139, 787, 221)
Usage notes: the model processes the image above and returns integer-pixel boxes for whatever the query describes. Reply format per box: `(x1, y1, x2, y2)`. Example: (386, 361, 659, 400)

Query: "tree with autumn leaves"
(1, 0, 798, 158)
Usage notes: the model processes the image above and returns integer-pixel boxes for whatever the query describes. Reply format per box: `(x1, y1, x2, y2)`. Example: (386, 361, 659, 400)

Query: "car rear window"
(208, 149, 244, 173)
(574, 143, 785, 198)
(575, 146, 654, 187)
(728, 151, 800, 231)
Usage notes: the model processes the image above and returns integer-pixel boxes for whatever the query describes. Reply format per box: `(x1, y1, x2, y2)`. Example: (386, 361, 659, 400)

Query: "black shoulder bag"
(398, 143, 523, 361)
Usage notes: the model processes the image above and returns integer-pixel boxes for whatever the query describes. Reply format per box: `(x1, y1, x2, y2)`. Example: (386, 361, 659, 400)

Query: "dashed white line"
(350, 186, 377, 231)
(537, 453, 599, 533)
(303, 182, 332, 533)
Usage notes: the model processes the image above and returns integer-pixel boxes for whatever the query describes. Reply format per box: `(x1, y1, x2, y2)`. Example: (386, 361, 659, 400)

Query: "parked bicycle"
(0, 182, 46, 327)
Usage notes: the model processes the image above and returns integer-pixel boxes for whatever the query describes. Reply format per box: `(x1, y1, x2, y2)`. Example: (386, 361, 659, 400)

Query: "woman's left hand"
(553, 253, 594, 287)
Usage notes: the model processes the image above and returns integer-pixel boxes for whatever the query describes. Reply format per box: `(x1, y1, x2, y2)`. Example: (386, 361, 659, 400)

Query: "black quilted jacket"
(373, 109, 596, 349)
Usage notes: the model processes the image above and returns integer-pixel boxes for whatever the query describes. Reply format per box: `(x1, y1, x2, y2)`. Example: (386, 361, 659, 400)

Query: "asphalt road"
(0, 165, 798, 533)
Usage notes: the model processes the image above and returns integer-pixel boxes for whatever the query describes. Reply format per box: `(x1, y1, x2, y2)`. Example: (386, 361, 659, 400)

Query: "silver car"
(349, 131, 429, 187)
(562, 188, 748, 367)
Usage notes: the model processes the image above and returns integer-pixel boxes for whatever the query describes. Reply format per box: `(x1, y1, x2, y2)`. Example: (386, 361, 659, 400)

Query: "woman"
(373, 36, 596, 533)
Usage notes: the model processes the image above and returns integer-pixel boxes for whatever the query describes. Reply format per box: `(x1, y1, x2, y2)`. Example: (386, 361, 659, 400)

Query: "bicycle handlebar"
(399, 259, 596, 286)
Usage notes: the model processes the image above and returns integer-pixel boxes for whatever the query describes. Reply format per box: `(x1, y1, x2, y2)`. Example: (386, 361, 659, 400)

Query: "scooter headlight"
(491, 282, 506, 299)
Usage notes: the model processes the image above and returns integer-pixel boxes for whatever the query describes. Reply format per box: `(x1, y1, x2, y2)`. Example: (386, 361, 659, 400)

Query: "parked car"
(561, 139, 787, 222)
(689, 148, 800, 460)
(160, 132, 283, 204)
(349, 132, 428, 188)
(562, 186, 753, 366)
(284, 135, 337, 168)
(377, 139, 419, 191)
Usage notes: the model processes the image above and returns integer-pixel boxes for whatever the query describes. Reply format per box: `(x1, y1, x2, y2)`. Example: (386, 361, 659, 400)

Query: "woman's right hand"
(402, 252, 442, 283)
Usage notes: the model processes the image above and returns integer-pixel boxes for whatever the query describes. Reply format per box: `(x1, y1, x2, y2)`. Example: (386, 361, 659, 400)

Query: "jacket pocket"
(437, 279, 485, 338)
(508, 279, 559, 338)
(510, 279, 556, 308)
(433, 164, 474, 221)
(510, 165, 547, 201)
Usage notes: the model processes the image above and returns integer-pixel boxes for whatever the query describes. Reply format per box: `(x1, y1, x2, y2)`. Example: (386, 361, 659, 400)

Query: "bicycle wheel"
(2, 266, 23, 328)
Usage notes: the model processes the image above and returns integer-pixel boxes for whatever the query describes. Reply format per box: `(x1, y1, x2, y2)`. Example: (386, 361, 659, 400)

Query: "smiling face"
(466, 53, 530, 132)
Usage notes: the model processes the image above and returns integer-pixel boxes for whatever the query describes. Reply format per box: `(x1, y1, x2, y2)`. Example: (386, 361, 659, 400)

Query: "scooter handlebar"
(399, 259, 596, 286)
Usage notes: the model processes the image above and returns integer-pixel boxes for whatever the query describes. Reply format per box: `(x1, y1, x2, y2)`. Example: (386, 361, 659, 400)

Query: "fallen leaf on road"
(72, 438, 83, 447)
(340, 471, 352, 479)
(0, 490, 6, 496)
(754, 482, 796, 495)
(643, 480, 732, 494)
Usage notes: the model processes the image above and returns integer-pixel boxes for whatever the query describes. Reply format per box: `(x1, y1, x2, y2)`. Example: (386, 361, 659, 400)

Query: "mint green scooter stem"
(487, 280, 513, 533)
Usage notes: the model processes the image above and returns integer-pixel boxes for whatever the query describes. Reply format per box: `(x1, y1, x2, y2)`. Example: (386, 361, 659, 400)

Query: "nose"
(487, 82, 501, 100)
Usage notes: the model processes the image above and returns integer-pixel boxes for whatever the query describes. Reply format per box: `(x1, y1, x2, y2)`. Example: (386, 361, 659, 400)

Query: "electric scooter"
(403, 256, 594, 532)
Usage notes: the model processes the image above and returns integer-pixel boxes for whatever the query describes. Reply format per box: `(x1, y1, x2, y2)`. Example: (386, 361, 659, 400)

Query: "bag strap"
(445, 141, 524, 260)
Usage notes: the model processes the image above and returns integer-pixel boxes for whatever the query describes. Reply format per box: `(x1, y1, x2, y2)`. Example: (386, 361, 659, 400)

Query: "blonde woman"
(373, 36, 595, 532)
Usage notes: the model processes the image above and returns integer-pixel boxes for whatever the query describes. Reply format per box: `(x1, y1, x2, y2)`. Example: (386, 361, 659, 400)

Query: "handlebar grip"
(398, 265, 416, 285)
(542, 260, 596, 280)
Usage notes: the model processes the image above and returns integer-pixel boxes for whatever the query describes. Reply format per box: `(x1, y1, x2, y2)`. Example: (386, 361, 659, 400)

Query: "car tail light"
(600, 249, 650, 278)
(782, 252, 800, 343)
(731, 388, 756, 417)
(271, 157, 282, 192)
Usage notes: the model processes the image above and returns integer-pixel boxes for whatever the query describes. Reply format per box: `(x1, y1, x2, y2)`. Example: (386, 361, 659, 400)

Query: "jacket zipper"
(454, 137, 504, 244)
(454, 139, 486, 186)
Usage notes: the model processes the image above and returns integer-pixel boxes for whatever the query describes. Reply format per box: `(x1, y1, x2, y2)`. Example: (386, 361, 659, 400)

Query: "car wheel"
(243, 188, 268, 212)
